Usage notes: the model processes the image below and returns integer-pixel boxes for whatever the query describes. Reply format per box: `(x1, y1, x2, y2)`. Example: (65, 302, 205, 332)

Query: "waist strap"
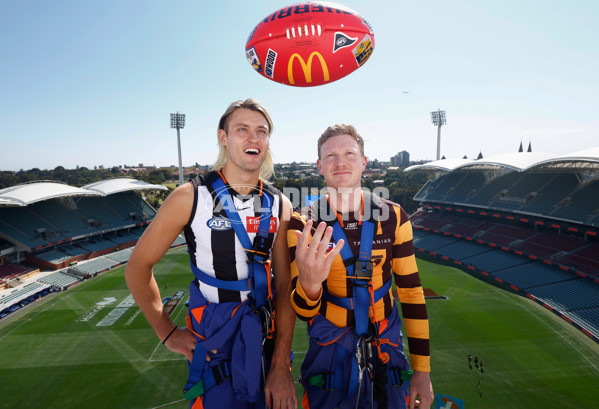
(190, 262, 251, 292)
(184, 360, 232, 401)
(322, 278, 392, 310)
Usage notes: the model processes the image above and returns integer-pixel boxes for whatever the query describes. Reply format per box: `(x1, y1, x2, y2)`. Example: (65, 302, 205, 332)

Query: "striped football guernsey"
(288, 193, 430, 372)
(184, 171, 282, 304)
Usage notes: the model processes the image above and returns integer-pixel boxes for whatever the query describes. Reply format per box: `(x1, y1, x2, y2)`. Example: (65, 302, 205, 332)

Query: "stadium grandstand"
(406, 146, 599, 343)
(0, 178, 185, 319)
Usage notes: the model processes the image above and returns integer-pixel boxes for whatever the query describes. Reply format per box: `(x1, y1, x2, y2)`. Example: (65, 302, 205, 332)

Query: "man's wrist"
(269, 348, 292, 370)
(297, 278, 322, 302)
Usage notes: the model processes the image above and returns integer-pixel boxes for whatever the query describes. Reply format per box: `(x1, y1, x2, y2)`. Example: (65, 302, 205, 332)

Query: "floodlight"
(170, 112, 186, 186)
(430, 109, 447, 160)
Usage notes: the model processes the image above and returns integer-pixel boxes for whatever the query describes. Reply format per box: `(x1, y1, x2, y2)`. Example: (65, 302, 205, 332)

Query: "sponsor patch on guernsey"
(207, 216, 232, 231)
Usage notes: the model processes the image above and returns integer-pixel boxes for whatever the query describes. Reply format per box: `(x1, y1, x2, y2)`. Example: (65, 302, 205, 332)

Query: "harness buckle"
(354, 260, 373, 280)
(248, 234, 270, 265)
(252, 235, 271, 256)
(246, 250, 269, 265)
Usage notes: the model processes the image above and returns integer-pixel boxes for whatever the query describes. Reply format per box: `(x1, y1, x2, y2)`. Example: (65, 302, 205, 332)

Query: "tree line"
(0, 166, 179, 189)
(1, 165, 431, 214)
(272, 167, 430, 214)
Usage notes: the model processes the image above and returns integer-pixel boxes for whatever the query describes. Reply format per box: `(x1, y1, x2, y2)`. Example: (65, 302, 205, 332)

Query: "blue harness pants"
(186, 281, 269, 409)
(300, 306, 410, 409)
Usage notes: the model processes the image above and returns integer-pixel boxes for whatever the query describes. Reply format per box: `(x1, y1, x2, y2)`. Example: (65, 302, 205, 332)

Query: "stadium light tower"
(170, 112, 186, 186)
(430, 109, 446, 160)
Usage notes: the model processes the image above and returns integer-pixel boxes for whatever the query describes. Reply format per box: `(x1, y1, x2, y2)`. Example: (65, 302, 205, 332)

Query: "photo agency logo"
(202, 185, 392, 228)
(282, 186, 391, 223)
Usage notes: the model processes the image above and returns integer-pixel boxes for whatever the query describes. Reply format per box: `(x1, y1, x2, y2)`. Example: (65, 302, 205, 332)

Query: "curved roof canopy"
(0, 178, 167, 207)
(83, 178, 168, 195)
(0, 181, 101, 207)
(454, 152, 556, 172)
(405, 147, 599, 173)
(527, 147, 599, 170)
(404, 158, 473, 173)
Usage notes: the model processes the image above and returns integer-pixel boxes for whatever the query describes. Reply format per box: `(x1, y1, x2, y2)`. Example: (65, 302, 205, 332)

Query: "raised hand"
(294, 220, 344, 301)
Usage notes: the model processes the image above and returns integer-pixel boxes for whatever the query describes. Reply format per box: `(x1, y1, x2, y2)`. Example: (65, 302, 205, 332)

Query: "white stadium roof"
(0, 178, 167, 207)
(83, 178, 168, 196)
(404, 158, 473, 173)
(527, 147, 599, 170)
(453, 152, 557, 171)
(0, 181, 101, 207)
(405, 147, 599, 173)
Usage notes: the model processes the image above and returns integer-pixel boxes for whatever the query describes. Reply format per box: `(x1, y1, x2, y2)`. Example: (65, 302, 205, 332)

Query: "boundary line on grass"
(150, 398, 186, 408)
(496, 286, 599, 374)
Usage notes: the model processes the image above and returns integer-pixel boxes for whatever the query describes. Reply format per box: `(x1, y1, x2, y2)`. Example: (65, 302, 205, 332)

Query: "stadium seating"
(549, 180, 599, 224)
(491, 262, 573, 290)
(71, 256, 120, 275)
(0, 210, 48, 248)
(566, 308, 599, 339)
(463, 248, 529, 272)
(0, 264, 35, 283)
(37, 271, 79, 288)
(410, 158, 599, 342)
(0, 282, 46, 306)
(413, 230, 458, 251)
(104, 248, 133, 264)
(465, 172, 522, 206)
(0, 191, 157, 253)
(558, 242, 599, 277)
(414, 209, 598, 277)
(520, 173, 579, 215)
(33, 249, 73, 264)
(430, 240, 490, 260)
(477, 224, 535, 246)
(417, 169, 599, 227)
(530, 278, 599, 312)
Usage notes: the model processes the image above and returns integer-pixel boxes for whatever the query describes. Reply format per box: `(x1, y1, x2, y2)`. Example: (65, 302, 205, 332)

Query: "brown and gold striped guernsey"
(288, 193, 430, 372)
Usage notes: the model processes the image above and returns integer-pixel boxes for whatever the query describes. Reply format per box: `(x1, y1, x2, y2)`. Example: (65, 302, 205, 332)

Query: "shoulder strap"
(208, 175, 274, 307)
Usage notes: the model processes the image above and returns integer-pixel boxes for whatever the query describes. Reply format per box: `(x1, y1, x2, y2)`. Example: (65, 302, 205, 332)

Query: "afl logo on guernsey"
(207, 216, 232, 231)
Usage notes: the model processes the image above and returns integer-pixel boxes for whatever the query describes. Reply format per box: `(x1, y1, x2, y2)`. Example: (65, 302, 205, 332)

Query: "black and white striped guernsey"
(183, 171, 283, 304)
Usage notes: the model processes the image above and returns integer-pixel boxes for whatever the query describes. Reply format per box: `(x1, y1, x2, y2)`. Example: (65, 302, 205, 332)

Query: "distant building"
(124, 164, 156, 173)
(391, 151, 410, 167)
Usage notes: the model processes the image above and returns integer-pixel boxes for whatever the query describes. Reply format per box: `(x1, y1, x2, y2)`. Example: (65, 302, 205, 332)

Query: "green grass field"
(1, 246, 598, 409)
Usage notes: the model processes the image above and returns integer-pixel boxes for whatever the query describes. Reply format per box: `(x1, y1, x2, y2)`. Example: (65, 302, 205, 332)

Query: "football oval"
(245, 1, 375, 87)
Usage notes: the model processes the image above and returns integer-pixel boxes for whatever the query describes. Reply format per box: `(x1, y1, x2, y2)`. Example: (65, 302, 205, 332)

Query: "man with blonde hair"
(126, 98, 297, 409)
(288, 124, 434, 409)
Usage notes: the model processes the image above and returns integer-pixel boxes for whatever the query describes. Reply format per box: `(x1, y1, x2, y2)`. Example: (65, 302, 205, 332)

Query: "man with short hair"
(288, 124, 433, 409)
(126, 99, 297, 409)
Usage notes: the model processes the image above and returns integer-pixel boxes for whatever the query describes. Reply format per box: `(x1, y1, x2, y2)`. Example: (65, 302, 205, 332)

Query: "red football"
(245, 1, 375, 87)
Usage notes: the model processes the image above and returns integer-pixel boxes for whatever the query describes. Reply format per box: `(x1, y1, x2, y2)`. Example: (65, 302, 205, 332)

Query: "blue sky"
(1, 0, 597, 171)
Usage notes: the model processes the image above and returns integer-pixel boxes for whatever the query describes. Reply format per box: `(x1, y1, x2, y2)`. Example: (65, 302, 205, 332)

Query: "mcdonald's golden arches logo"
(287, 52, 330, 85)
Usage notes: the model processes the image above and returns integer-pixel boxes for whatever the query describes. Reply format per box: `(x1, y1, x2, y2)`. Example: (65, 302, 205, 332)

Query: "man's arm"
(392, 207, 430, 371)
(124, 183, 196, 361)
(391, 206, 434, 408)
(264, 194, 298, 409)
(288, 214, 320, 320)
(288, 217, 344, 320)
